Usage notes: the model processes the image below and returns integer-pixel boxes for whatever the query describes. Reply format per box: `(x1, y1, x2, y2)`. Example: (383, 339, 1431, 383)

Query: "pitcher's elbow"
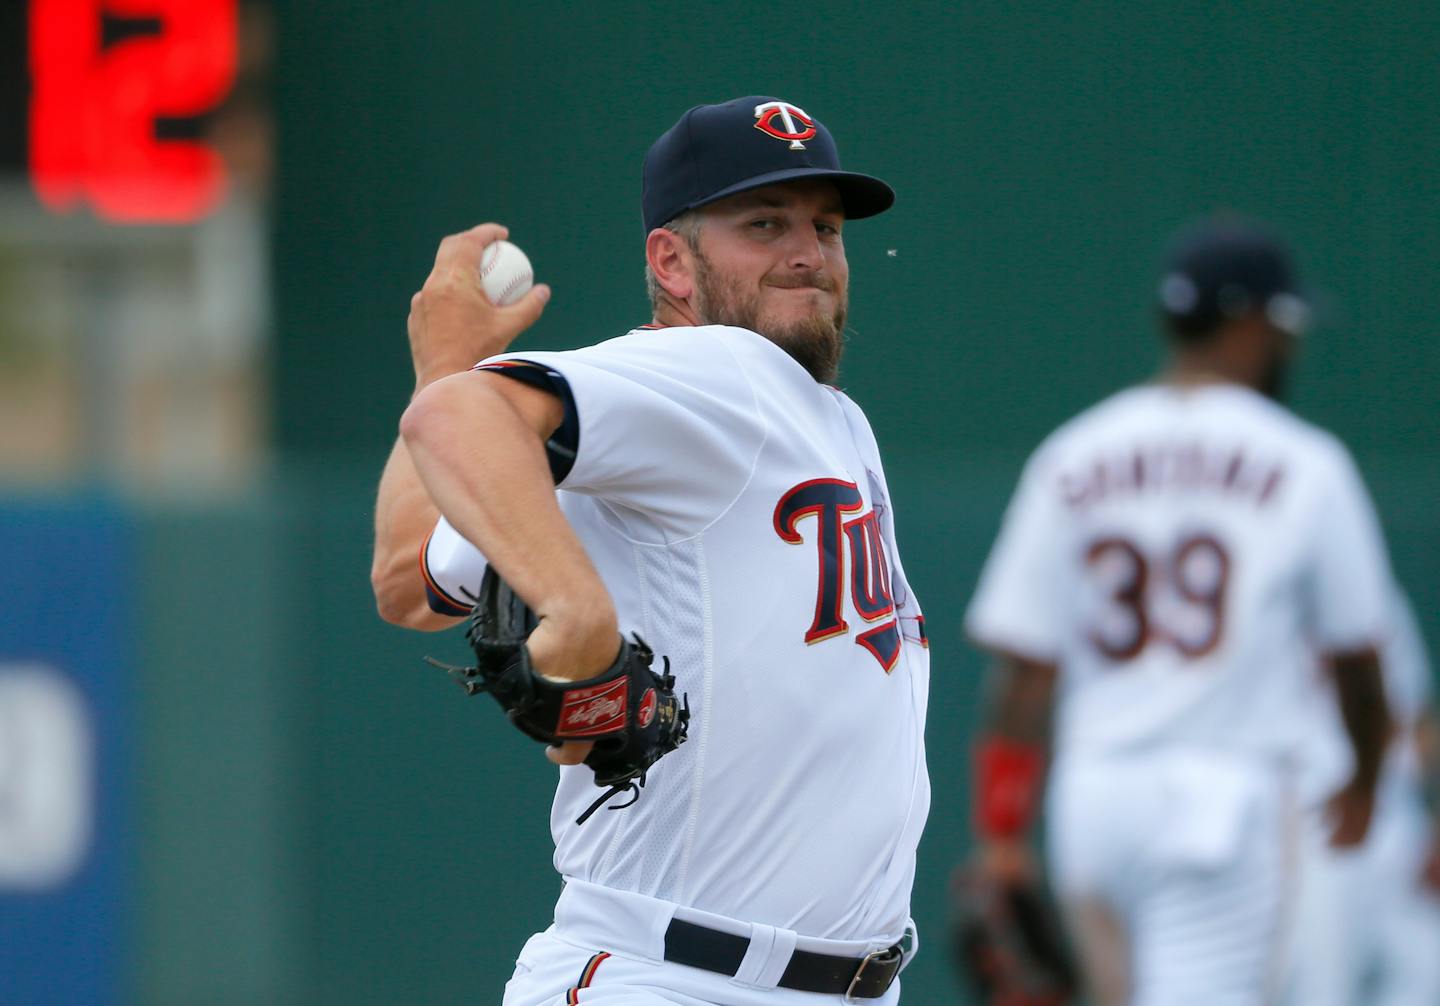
(372, 555, 420, 626)
(400, 380, 463, 449)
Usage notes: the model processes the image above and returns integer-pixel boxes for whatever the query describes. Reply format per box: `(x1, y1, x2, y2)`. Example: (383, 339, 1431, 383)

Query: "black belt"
(663, 918, 904, 999)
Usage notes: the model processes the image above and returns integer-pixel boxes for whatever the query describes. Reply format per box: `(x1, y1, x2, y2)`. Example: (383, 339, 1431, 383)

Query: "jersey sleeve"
(482, 329, 766, 539)
(421, 515, 488, 616)
(1305, 445, 1394, 653)
(473, 359, 580, 483)
(964, 447, 1074, 663)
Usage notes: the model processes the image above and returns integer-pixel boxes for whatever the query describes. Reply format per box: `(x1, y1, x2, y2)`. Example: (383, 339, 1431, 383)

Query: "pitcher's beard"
(691, 252, 847, 384)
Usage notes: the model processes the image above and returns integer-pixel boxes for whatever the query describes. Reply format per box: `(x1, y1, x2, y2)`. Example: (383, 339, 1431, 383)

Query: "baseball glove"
(950, 864, 1078, 1006)
(432, 566, 689, 825)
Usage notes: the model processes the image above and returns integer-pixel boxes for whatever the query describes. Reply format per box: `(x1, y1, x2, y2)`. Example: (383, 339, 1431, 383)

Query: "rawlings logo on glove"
(558, 682, 629, 736)
(430, 567, 690, 825)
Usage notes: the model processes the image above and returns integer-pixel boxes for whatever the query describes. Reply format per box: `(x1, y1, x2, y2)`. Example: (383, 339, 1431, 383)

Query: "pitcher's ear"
(646, 227, 696, 301)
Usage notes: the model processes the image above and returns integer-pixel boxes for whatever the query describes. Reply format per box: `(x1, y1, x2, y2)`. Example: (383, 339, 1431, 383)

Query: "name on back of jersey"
(1055, 439, 1288, 665)
(1058, 440, 1286, 511)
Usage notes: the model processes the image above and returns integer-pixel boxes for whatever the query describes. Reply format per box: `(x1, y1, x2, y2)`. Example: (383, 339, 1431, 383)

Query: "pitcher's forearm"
(401, 371, 617, 676)
(371, 437, 456, 629)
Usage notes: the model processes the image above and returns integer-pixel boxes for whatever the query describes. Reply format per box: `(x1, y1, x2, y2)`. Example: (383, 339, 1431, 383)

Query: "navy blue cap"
(642, 96, 895, 234)
(1158, 215, 1311, 336)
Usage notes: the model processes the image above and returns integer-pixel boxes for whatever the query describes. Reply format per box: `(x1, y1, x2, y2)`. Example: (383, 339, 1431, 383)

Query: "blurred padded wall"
(261, 3, 1439, 1003)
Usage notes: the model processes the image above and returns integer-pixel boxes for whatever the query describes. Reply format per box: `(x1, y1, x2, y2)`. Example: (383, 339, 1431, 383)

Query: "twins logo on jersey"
(773, 478, 903, 671)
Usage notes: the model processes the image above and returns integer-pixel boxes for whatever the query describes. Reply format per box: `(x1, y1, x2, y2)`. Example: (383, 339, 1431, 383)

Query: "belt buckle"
(844, 946, 898, 1003)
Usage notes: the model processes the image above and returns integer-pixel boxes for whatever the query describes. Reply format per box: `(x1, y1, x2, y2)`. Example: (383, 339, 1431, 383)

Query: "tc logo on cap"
(753, 101, 816, 150)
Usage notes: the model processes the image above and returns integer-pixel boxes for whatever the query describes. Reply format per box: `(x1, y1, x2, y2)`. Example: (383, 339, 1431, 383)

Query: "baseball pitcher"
(371, 97, 929, 1004)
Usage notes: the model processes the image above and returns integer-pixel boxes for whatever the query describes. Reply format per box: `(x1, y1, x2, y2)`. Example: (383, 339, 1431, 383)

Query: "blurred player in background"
(370, 97, 929, 1004)
(961, 215, 1394, 1006)
(1286, 586, 1440, 1006)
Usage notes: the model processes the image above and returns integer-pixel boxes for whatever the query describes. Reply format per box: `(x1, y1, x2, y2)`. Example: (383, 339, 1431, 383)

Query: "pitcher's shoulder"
(582, 324, 757, 374)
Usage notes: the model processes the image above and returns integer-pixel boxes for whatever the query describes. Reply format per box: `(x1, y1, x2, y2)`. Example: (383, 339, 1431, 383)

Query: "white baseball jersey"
(966, 382, 1393, 758)
(423, 324, 931, 944)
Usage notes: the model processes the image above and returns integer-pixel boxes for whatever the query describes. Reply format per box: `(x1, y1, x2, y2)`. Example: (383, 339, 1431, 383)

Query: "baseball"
(479, 239, 534, 306)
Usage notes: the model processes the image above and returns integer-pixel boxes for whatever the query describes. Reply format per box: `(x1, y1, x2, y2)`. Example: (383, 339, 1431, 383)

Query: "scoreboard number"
(29, 0, 237, 223)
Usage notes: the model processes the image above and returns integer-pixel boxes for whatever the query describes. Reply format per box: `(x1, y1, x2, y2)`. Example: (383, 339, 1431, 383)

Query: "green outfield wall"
(131, 2, 1440, 1003)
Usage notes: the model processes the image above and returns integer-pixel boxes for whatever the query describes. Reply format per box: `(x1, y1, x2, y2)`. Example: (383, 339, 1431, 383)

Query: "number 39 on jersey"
(1085, 532, 1231, 663)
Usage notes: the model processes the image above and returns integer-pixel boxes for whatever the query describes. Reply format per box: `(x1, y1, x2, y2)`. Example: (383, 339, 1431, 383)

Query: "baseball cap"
(642, 96, 895, 234)
(1157, 216, 1312, 337)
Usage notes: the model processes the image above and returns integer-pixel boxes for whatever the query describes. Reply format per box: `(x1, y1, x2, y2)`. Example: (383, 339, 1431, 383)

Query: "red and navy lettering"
(774, 479, 865, 644)
(774, 478, 903, 671)
(843, 510, 895, 622)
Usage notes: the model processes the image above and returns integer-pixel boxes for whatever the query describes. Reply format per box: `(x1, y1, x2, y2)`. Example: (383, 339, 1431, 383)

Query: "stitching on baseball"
(482, 246, 530, 305)
(497, 273, 529, 304)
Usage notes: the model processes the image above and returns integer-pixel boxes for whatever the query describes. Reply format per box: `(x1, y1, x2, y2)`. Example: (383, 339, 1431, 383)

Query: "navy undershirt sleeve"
(473, 360, 580, 483)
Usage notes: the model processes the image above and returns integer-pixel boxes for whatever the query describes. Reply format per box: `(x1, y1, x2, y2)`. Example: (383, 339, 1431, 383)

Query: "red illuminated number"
(1085, 533, 1230, 663)
(30, 0, 237, 223)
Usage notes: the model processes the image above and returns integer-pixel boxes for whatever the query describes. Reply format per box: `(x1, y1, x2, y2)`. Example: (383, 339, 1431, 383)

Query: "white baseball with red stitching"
(479, 239, 534, 306)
